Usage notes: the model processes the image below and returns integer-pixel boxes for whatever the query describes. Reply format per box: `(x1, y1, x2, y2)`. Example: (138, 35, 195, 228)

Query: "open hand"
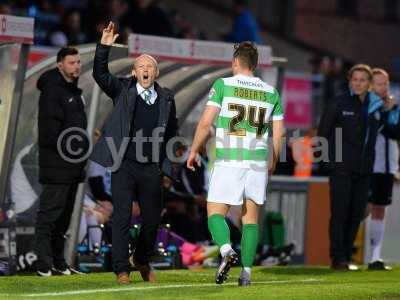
(101, 21, 119, 46)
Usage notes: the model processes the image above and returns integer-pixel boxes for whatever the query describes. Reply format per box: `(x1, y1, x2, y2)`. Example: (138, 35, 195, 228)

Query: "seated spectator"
(121, 0, 175, 37)
(84, 0, 129, 43)
(50, 9, 87, 46)
(223, 0, 261, 44)
(9, 143, 40, 224)
(27, 0, 61, 45)
(79, 194, 112, 250)
(171, 10, 206, 40)
(161, 143, 210, 243)
(78, 160, 113, 249)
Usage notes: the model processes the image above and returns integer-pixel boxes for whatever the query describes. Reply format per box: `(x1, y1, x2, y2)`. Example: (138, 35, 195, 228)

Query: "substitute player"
(187, 41, 284, 286)
(367, 68, 400, 270)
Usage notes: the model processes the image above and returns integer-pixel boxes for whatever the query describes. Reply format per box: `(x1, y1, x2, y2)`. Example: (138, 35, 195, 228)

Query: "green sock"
(241, 224, 259, 268)
(207, 214, 231, 247)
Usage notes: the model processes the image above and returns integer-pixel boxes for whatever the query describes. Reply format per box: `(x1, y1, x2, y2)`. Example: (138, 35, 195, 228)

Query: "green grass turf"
(0, 266, 399, 300)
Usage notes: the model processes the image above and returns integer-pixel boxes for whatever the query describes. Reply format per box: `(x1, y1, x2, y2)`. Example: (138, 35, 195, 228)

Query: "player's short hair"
(57, 47, 79, 62)
(347, 64, 373, 81)
(233, 41, 258, 71)
(372, 68, 390, 81)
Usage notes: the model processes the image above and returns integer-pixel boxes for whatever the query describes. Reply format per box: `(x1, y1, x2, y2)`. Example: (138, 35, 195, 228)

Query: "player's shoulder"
(210, 77, 225, 90)
(263, 81, 278, 95)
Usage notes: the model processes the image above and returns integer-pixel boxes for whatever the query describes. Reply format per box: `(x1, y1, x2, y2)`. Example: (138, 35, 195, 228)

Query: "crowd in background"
(0, 0, 263, 46)
(0, 0, 206, 46)
(3, 0, 399, 265)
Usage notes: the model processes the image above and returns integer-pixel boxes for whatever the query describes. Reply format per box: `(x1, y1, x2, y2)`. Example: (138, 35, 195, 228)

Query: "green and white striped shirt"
(207, 74, 283, 168)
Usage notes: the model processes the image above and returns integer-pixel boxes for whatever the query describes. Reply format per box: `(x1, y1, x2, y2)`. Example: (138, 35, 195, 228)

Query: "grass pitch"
(0, 266, 399, 300)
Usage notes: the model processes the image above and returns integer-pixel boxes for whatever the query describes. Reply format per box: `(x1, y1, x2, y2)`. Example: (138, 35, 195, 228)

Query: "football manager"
(91, 22, 178, 284)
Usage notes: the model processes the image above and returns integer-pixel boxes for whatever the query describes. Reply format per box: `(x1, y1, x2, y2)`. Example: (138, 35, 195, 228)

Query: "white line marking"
(0, 278, 320, 298)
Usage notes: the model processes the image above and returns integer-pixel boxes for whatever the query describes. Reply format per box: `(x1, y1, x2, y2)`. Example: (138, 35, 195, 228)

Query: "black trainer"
(215, 250, 239, 284)
(52, 266, 84, 276)
(36, 269, 52, 277)
(238, 277, 251, 287)
(368, 260, 392, 271)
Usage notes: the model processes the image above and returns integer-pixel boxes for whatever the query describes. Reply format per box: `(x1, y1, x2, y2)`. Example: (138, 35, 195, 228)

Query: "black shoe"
(238, 277, 251, 286)
(368, 260, 392, 271)
(215, 250, 239, 284)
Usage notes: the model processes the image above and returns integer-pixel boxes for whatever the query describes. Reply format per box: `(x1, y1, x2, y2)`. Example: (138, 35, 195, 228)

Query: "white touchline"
(0, 279, 321, 298)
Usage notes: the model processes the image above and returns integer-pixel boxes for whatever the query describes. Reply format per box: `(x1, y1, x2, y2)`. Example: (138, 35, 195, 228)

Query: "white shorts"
(207, 165, 268, 205)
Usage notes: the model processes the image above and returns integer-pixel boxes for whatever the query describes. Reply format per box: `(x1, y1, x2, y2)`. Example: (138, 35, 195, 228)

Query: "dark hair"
(57, 47, 79, 62)
(233, 41, 258, 71)
(347, 64, 372, 81)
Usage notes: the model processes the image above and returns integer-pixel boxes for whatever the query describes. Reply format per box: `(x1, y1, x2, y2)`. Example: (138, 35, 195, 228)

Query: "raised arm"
(92, 22, 123, 100)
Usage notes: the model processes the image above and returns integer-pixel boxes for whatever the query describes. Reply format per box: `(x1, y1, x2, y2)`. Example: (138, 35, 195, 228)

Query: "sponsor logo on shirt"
(342, 111, 355, 116)
(237, 79, 264, 88)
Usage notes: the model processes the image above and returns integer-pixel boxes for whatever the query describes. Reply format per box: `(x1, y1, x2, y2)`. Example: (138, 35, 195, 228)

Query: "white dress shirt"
(136, 82, 157, 105)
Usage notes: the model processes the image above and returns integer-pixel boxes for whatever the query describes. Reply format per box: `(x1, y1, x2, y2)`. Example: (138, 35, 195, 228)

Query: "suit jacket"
(91, 43, 178, 175)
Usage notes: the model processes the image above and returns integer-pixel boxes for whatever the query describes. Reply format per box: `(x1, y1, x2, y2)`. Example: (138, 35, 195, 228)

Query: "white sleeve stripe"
(272, 115, 284, 121)
(206, 101, 221, 108)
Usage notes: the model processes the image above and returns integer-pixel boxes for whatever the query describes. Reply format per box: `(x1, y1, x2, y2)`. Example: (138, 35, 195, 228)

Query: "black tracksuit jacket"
(37, 68, 88, 183)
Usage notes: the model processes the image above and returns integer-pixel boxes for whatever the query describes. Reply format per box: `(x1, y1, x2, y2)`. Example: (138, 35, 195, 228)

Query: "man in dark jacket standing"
(35, 47, 88, 276)
(318, 64, 385, 270)
(91, 22, 178, 284)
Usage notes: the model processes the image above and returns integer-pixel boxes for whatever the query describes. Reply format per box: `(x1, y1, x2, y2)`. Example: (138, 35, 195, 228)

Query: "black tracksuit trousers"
(34, 183, 78, 271)
(329, 173, 370, 263)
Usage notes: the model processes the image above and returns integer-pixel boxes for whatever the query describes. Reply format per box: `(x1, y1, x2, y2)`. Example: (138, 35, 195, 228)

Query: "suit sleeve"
(38, 89, 65, 150)
(318, 100, 338, 139)
(92, 43, 123, 101)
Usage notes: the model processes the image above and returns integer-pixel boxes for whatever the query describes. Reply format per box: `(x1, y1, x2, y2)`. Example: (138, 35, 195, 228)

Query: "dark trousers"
(111, 159, 162, 274)
(329, 173, 370, 263)
(34, 183, 78, 270)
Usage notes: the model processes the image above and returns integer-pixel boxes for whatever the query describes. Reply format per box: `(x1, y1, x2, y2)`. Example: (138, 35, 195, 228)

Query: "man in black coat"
(318, 64, 386, 270)
(91, 22, 178, 284)
(35, 47, 88, 276)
